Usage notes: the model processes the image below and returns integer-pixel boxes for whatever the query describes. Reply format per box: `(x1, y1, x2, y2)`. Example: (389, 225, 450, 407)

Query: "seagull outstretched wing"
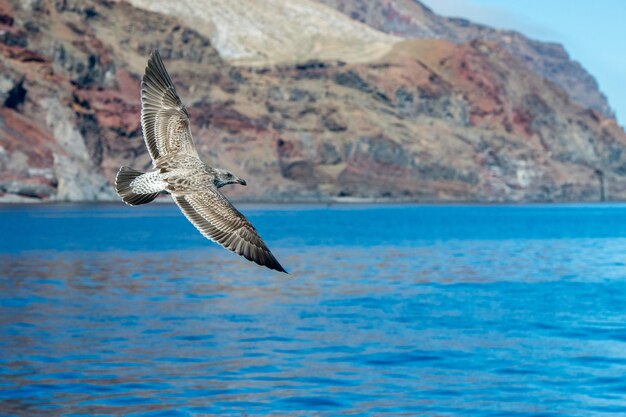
(141, 50, 198, 164)
(174, 190, 287, 273)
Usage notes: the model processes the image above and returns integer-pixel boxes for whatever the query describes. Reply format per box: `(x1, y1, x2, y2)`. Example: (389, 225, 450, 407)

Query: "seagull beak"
(238, 178, 247, 186)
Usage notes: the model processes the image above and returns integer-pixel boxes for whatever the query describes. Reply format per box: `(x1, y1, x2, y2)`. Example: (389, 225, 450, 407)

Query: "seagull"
(115, 50, 287, 273)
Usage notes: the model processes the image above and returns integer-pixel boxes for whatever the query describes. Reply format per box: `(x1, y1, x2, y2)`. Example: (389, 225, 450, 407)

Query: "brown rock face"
(0, 0, 625, 202)
(316, 0, 614, 119)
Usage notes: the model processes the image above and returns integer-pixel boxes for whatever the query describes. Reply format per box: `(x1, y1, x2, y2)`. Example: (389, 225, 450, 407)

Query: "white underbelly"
(130, 171, 167, 194)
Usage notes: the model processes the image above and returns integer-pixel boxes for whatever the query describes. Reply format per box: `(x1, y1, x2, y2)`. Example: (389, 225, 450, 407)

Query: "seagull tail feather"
(115, 166, 160, 206)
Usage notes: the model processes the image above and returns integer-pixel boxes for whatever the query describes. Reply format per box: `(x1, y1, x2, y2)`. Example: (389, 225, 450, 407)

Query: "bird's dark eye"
(227, 173, 233, 178)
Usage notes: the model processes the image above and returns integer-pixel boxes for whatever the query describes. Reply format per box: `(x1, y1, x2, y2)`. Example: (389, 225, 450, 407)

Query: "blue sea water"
(2, 203, 626, 416)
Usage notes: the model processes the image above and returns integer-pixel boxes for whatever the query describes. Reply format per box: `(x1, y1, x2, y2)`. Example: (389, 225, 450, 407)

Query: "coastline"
(1, 195, 624, 208)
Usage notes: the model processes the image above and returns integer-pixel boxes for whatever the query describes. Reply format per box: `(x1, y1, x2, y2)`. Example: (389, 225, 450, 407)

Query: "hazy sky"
(421, 0, 626, 126)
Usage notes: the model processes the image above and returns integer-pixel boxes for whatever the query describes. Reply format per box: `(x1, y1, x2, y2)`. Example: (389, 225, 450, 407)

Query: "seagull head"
(214, 168, 247, 188)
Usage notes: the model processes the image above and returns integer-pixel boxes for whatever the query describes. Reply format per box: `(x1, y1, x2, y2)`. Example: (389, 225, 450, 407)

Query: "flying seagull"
(115, 50, 287, 273)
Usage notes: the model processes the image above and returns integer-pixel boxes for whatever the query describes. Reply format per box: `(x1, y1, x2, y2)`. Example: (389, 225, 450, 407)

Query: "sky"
(420, 0, 626, 126)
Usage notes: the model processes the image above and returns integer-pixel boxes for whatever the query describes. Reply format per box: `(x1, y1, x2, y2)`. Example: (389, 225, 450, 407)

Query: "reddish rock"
(0, 0, 626, 203)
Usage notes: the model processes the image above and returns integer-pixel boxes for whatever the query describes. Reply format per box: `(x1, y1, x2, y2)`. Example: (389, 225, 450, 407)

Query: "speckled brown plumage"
(115, 50, 287, 273)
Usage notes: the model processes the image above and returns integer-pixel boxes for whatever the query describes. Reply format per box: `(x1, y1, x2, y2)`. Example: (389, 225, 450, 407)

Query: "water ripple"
(3, 204, 626, 415)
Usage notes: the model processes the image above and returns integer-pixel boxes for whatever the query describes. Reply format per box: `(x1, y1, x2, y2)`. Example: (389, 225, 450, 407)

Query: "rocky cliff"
(317, 0, 614, 119)
(0, 0, 625, 203)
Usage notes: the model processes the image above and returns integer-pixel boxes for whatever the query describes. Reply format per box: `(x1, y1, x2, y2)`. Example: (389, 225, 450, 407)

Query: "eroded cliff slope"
(0, 0, 624, 202)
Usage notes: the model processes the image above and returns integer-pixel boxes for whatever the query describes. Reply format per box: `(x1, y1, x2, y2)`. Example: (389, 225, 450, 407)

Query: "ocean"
(2, 203, 626, 416)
